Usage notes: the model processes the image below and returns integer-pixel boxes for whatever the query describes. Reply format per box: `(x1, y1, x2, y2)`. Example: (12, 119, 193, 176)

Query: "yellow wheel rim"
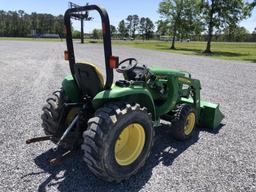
(184, 112, 196, 135)
(115, 123, 145, 166)
(65, 108, 79, 125)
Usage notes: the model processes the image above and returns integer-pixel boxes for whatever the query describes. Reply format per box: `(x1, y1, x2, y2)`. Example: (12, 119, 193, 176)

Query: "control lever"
(146, 74, 165, 95)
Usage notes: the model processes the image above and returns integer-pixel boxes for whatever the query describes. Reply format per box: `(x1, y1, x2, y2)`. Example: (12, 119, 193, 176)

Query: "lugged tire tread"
(171, 104, 196, 140)
(82, 102, 154, 182)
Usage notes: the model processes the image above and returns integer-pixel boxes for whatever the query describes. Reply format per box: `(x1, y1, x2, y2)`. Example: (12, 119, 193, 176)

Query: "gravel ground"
(0, 40, 255, 192)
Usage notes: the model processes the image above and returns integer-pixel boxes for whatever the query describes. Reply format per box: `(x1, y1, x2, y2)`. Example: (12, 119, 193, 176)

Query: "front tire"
(171, 104, 196, 141)
(82, 103, 154, 182)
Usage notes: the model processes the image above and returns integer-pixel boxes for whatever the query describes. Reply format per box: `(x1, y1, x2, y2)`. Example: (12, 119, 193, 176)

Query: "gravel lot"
(0, 40, 255, 192)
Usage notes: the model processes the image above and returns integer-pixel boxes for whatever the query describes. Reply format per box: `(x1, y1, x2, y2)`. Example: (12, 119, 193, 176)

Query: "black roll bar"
(64, 4, 113, 90)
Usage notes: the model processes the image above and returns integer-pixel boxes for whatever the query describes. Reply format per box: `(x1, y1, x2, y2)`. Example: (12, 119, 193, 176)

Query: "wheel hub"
(115, 123, 145, 166)
(184, 112, 196, 135)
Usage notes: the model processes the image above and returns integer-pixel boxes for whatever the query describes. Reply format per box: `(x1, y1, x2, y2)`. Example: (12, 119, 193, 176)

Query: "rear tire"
(171, 104, 196, 141)
(41, 89, 80, 149)
(82, 103, 154, 182)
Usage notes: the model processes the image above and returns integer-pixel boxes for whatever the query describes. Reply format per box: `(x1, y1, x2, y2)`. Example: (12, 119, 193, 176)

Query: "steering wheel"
(116, 58, 138, 73)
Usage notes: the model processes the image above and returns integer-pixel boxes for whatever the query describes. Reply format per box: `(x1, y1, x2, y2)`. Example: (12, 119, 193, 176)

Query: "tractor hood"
(149, 67, 190, 78)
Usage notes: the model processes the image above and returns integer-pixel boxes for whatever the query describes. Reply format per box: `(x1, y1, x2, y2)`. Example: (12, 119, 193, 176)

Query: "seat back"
(74, 62, 104, 98)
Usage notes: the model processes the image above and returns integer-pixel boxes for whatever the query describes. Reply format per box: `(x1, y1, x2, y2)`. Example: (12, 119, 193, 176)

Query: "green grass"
(110, 40, 256, 63)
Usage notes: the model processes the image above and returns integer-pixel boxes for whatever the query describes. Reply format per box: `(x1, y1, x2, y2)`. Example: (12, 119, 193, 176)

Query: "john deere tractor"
(27, 5, 224, 182)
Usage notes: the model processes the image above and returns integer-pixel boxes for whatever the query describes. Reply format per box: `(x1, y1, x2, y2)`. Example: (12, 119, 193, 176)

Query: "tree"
(126, 15, 139, 38)
(118, 20, 128, 38)
(92, 29, 102, 39)
(72, 30, 81, 39)
(139, 17, 146, 39)
(156, 20, 169, 36)
(54, 15, 65, 38)
(159, 0, 181, 49)
(110, 25, 117, 37)
(223, 25, 249, 42)
(126, 15, 133, 37)
(252, 27, 256, 42)
(132, 15, 139, 37)
(201, 0, 254, 53)
(158, 0, 200, 49)
(179, 1, 202, 40)
(139, 17, 155, 40)
(145, 18, 155, 40)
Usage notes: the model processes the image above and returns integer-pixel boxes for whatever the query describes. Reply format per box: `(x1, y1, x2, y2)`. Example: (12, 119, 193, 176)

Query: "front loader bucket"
(181, 98, 224, 129)
(198, 101, 224, 129)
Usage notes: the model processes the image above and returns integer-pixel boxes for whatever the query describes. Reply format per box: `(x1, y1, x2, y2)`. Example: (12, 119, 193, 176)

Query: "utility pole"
(68, 2, 93, 44)
(81, 18, 84, 43)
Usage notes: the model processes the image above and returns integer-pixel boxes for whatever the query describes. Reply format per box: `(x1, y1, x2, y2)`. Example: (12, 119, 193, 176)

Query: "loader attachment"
(199, 101, 224, 129)
(181, 98, 224, 129)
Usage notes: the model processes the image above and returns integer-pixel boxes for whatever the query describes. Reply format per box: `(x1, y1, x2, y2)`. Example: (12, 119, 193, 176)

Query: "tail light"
(109, 56, 119, 69)
(64, 51, 69, 60)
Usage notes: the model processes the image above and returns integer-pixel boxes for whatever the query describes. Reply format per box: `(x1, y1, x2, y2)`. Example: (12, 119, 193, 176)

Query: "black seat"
(74, 62, 104, 98)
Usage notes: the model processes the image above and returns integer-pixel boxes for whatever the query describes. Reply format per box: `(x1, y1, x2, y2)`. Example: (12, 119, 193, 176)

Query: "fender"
(92, 84, 157, 121)
(62, 75, 81, 102)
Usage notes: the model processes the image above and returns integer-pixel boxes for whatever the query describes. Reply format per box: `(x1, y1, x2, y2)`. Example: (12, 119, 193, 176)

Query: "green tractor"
(27, 5, 224, 182)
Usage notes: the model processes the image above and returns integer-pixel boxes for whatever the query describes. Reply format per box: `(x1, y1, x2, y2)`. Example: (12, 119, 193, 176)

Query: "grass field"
(1, 37, 255, 62)
(111, 40, 256, 63)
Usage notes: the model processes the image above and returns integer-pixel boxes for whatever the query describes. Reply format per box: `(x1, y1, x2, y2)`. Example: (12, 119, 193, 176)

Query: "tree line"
(198, 26, 256, 42)
(88, 15, 155, 40)
(0, 10, 64, 37)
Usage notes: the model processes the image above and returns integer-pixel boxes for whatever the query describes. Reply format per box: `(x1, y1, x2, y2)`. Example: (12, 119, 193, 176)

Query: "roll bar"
(64, 4, 113, 89)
